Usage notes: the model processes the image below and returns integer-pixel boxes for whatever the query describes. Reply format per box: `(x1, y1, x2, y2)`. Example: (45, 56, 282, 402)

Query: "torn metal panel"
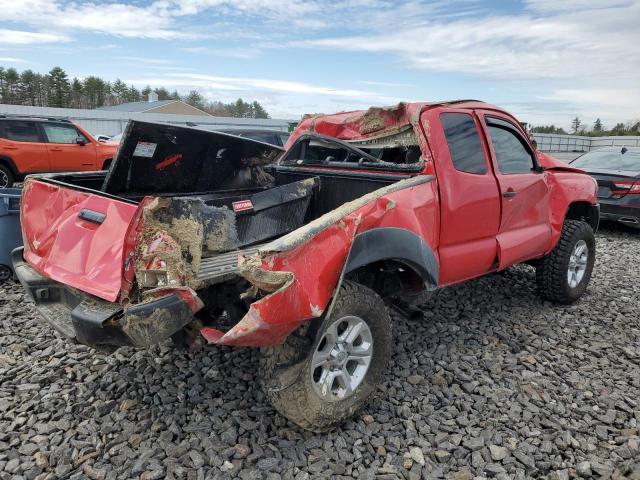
(203, 175, 440, 347)
(261, 175, 434, 253)
(132, 177, 318, 291)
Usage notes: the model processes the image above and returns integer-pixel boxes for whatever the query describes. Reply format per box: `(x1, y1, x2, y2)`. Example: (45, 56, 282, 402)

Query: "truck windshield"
(572, 149, 640, 171)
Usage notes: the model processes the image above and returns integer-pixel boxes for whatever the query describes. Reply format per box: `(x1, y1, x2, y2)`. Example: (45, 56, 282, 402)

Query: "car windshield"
(572, 149, 640, 171)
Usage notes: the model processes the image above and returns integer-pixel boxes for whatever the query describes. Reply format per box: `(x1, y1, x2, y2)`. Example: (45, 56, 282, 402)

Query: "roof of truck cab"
(286, 100, 507, 148)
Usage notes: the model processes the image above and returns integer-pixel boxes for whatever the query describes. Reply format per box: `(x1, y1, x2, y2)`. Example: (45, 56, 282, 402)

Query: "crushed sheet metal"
(204, 176, 440, 347)
(261, 175, 434, 253)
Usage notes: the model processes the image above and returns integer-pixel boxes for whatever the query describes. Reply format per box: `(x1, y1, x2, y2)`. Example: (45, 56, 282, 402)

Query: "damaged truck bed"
(14, 101, 600, 431)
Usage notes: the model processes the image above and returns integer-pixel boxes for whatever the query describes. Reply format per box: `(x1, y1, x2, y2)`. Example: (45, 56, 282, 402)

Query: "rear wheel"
(536, 220, 595, 304)
(0, 165, 14, 188)
(260, 281, 392, 432)
(0, 265, 12, 282)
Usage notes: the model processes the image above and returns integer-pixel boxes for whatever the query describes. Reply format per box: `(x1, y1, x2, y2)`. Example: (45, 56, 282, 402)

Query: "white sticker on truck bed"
(133, 141, 157, 158)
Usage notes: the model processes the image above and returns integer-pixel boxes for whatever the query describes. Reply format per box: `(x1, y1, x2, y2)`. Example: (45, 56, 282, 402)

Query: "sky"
(0, 0, 638, 129)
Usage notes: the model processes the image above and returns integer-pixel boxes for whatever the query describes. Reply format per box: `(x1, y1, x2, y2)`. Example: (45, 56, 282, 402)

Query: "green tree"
(47, 66, 71, 107)
(610, 123, 627, 135)
(70, 78, 84, 108)
(141, 85, 152, 101)
(593, 118, 603, 133)
(570, 117, 582, 134)
(111, 79, 129, 104)
(154, 87, 171, 100)
(251, 100, 269, 119)
(185, 90, 205, 109)
(1, 68, 20, 104)
(83, 76, 108, 108)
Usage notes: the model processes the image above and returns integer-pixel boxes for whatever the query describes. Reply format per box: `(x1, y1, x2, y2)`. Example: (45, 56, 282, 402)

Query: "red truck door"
(421, 108, 501, 285)
(41, 122, 98, 171)
(476, 111, 551, 268)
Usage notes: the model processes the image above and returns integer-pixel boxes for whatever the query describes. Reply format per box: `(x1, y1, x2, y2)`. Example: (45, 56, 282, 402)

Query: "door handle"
(503, 189, 517, 198)
(50, 147, 63, 151)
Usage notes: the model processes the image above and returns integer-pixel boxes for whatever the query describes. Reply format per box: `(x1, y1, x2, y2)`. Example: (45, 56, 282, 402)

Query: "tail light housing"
(612, 181, 640, 196)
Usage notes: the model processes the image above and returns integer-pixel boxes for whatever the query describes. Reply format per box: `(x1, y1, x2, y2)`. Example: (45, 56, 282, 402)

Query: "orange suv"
(0, 116, 118, 187)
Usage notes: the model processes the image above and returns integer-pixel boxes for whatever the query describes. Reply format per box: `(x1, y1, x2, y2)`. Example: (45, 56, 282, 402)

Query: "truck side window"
(486, 121, 534, 174)
(441, 113, 487, 174)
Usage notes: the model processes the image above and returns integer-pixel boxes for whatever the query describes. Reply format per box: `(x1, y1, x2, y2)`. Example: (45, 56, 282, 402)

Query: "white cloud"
(124, 72, 391, 99)
(0, 57, 28, 63)
(0, 29, 70, 45)
(121, 72, 403, 117)
(0, 0, 204, 39)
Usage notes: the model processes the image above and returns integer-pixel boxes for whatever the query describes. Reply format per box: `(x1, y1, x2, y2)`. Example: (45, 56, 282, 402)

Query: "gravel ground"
(1, 223, 639, 480)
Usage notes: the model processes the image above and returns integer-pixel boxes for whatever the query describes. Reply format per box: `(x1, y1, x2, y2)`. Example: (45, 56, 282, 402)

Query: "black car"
(217, 129, 290, 147)
(571, 147, 640, 229)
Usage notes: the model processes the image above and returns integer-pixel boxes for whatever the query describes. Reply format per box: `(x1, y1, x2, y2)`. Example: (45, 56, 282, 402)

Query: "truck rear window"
(281, 132, 423, 172)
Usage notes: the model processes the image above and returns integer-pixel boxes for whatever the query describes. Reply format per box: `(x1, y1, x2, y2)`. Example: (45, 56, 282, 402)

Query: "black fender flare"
(344, 227, 439, 291)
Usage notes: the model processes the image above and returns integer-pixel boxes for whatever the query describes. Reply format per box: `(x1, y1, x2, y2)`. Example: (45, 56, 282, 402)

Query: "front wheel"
(536, 220, 595, 304)
(0, 165, 14, 188)
(260, 281, 392, 432)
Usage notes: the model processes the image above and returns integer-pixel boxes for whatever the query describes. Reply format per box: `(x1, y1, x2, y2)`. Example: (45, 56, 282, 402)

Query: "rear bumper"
(599, 201, 640, 228)
(11, 247, 197, 349)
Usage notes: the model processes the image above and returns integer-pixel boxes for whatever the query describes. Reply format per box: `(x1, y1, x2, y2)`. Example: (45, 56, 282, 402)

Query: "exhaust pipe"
(619, 217, 639, 224)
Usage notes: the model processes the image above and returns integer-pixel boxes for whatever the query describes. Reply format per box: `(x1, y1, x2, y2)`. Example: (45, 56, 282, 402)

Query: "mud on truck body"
(13, 100, 600, 431)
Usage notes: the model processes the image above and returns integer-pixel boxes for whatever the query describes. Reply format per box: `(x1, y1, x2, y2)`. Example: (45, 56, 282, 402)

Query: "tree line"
(0, 66, 270, 118)
(532, 117, 640, 136)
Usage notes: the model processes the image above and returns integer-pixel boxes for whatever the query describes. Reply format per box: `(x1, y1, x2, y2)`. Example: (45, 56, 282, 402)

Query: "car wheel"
(260, 280, 392, 432)
(0, 265, 12, 282)
(536, 220, 595, 304)
(0, 165, 14, 188)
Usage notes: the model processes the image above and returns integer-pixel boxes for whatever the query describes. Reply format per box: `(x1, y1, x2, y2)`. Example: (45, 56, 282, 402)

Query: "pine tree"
(593, 118, 603, 132)
(571, 117, 582, 134)
(47, 67, 71, 107)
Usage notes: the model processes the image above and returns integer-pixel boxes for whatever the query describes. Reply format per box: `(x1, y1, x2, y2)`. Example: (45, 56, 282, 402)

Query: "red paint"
(232, 199, 254, 212)
(155, 153, 182, 171)
(20, 178, 138, 302)
(19, 100, 598, 349)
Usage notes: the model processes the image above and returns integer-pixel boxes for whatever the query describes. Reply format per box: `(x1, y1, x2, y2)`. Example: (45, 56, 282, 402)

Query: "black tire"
(0, 265, 12, 282)
(0, 164, 14, 188)
(102, 159, 112, 171)
(536, 220, 595, 304)
(260, 280, 392, 432)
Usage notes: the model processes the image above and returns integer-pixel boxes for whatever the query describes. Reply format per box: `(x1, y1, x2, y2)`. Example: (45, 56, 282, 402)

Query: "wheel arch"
(0, 156, 19, 177)
(565, 201, 599, 232)
(101, 158, 113, 170)
(343, 227, 439, 295)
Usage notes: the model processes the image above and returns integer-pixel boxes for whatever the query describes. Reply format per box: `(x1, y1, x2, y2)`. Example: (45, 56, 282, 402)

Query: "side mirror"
(76, 137, 87, 146)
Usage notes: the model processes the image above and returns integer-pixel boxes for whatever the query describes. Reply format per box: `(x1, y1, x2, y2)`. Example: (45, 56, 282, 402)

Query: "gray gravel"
(1, 223, 639, 480)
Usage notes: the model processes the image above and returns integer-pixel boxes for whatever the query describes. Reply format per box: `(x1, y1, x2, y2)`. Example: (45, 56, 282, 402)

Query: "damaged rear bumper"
(12, 248, 200, 349)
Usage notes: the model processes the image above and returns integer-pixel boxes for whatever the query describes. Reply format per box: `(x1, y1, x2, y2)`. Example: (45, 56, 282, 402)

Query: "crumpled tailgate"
(21, 179, 139, 302)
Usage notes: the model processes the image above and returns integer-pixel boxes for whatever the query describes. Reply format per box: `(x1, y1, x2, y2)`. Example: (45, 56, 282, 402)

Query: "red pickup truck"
(12, 101, 599, 431)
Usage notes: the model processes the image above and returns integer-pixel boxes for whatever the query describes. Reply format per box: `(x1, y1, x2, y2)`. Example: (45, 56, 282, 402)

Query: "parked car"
(104, 133, 123, 145)
(12, 101, 599, 431)
(217, 128, 290, 147)
(570, 147, 640, 229)
(0, 116, 118, 187)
